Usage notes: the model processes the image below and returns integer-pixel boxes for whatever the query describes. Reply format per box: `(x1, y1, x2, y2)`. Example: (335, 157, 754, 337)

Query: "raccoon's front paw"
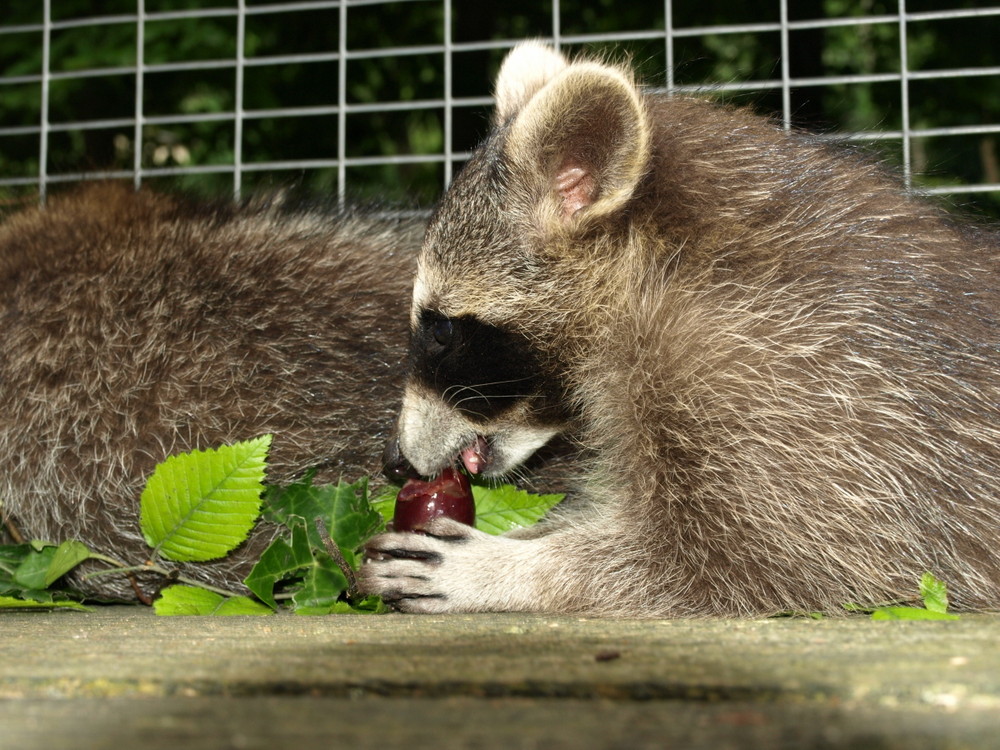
(359, 518, 532, 614)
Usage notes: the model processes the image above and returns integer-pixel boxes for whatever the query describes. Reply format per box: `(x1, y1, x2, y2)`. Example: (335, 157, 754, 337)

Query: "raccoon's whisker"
(440, 375, 535, 402)
(441, 383, 487, 405)
(477, 375, 535, 387)
(442, 380, 534, 408)
(453, 391, 532, 402)
(450, 390, 532, 411)
(441, 383, 475, 403)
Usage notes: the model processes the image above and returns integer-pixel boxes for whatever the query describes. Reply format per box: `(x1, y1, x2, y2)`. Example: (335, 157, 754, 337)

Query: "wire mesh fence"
(1, 1, 998, 216)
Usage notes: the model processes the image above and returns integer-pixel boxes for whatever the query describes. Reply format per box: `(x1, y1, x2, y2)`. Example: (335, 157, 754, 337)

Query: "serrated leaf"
(44, 541, 92, 587)
(290, 553, 348, 611)
(920, 572, 950, 614)
(471, 484, 565, 536)
(0, 594, 89, 611)
(153, 585, 273, 616)
(263, 474, 382, 567)
(870, 606, 960, 621)
(140, 435, 272, 562)
(243, 517, 314, 609)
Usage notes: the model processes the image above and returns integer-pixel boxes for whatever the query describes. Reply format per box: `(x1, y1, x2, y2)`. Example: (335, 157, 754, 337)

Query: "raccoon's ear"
(492, 42, 569, 127)
(505, 59, 649, 229)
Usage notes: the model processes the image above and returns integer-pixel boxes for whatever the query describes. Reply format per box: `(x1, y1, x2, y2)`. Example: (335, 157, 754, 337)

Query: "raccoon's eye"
(431, 318, 454, 347)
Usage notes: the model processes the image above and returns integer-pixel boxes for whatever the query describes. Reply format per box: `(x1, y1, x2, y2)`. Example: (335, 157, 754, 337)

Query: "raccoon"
(0, 183, 426, 598)
(360, 42, 1000, 617)
(0, 184, 579, 601)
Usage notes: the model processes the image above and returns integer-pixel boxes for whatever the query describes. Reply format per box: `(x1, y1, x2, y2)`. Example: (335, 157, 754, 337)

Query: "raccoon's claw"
(363, 517, 474, 563)
(378, 589, 446, 608)
(359, 518, 497, 613)
(364, 545, 443, 563)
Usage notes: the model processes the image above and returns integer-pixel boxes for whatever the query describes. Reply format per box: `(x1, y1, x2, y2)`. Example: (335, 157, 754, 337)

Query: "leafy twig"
(315, 516, 359, 600)
(83, 553, 246, 601)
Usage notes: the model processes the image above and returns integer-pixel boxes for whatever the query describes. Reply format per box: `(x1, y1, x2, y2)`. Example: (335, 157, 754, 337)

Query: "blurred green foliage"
(1, 0, 997, 216)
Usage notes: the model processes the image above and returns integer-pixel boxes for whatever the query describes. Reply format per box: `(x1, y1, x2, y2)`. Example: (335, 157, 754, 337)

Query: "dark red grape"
(393, 467, 475, 532)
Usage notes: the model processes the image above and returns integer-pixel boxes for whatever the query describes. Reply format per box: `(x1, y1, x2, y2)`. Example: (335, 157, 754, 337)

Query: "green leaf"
(870, 606, 960, 621)
(0, 594, 89, 611)
(243, 517, 315, 609)
(295, 596, 389, 616)
(45, 541, 92, 587)
(341, 594, 389, 614)
(369, 484, 399, 527)
(919, 572, 950, 614)
(858, 574, 959, 620)
(140, 435, 272, 562)
(153, 585, 273, 616)
(471, 484, 565, 536)
(244, 514, 352, 612)
(290, 553, 349, 611)
(13, 544, 58, 590)
(263, 474, 383, 567)
(0, 544, 33, 585)
(2, 542, 96, 603)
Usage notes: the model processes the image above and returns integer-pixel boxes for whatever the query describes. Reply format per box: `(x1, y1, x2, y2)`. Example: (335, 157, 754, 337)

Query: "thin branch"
(1, 512, 26, 544)
(83, 555, 246, 601)
(315, 516, 359, 600)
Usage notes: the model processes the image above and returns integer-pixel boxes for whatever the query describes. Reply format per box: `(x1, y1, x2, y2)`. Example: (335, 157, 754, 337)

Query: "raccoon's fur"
(361, 43, 1000, 617)
(0, 183, 426, 598)
(0, 183, 578, 601)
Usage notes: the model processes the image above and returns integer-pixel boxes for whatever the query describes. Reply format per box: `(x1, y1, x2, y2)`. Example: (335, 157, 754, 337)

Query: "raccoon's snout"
(382, 435, 421, 482)
(383, 431, 492, 481)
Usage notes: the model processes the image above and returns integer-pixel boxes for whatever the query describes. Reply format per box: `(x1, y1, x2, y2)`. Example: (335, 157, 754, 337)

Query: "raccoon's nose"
(382, 434, 421, 482)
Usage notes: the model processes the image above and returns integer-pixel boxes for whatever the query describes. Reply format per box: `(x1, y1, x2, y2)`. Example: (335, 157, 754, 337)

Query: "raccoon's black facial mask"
(411, 310, 546, 423)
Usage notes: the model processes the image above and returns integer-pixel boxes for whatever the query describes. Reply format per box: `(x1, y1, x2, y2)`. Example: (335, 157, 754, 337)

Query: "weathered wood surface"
(1, 607, 998, 749)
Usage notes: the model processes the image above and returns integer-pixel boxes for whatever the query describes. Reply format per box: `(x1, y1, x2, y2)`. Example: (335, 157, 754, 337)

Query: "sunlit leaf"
(0, 594, 89, 611)
(141, 435, 272, 562)
(870, 606, 959, 621)
(919, 572, 950, 614)
(472, 484, 564, 536)
(153, 585, 272, 616)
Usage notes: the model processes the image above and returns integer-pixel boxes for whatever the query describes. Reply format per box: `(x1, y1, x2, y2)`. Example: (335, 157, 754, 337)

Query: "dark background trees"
(1, 0, 997, 217)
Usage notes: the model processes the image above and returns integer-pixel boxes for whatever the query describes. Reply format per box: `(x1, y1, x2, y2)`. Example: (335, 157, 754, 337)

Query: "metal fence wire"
(1, 1, 998, 215)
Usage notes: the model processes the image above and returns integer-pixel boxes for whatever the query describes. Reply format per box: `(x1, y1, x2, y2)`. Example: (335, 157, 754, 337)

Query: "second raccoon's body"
(0, 184, 421, 598)
(362, 44, 1000, 616)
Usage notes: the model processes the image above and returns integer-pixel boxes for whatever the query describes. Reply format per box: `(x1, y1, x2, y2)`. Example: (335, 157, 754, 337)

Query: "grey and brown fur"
(0, 183, 579, 600)
(0, 184, 578, 601)
(361, 43, 1000, 617)
(0, 183, 426, 598)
